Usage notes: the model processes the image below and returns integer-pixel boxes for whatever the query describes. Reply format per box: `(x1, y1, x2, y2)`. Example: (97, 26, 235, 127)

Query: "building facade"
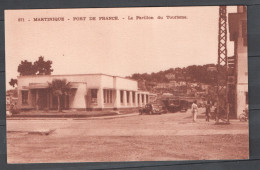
(17, 74, 149, 110)
(229, 6, 248, 118)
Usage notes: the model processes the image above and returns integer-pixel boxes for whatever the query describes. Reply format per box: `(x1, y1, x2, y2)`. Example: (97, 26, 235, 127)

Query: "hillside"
(127, 64, 223, 91)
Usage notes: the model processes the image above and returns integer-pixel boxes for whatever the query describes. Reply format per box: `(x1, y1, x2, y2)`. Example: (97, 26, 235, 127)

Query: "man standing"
(191, 100, 198, 122)
(205, 100, 211, 122)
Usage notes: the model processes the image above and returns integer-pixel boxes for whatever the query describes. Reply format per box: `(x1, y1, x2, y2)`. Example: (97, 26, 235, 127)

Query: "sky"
(5, 6, 237, 89)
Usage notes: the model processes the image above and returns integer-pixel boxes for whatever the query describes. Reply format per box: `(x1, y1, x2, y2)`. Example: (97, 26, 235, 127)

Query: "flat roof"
(17, 73, 136, 82)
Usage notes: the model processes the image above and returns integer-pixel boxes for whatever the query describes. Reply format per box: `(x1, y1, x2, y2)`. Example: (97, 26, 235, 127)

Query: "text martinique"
(33, 17, 65, 21)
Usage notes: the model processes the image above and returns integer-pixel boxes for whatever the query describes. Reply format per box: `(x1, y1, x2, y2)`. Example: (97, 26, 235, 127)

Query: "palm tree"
(48, 79, 71, 112)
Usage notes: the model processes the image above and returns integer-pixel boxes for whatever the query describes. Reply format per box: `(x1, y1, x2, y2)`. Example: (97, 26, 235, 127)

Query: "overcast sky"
(5, 6, 237, 89)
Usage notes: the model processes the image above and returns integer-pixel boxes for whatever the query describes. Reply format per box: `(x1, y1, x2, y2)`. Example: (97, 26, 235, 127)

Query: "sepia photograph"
(5, 6, 248, 163)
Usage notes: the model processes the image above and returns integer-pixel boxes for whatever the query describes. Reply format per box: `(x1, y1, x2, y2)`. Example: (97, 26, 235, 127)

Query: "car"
(180, 100, 189, 112)
(139, 103, 167, 115)
(162, 99, 181, 112)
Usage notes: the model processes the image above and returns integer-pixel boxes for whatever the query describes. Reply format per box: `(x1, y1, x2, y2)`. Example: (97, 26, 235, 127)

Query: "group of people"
(205, 101, 217, 122)
(191, 100, 217, 123)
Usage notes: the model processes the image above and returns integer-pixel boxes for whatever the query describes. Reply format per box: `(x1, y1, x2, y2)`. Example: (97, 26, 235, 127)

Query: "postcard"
(5, 6, 248, 163)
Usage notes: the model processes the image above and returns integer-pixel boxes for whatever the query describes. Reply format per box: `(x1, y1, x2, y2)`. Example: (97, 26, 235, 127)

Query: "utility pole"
(217, 6, 229, 124)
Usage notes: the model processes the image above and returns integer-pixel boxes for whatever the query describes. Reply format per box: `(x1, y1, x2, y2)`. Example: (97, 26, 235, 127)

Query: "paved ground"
(6, 108, 249, 163)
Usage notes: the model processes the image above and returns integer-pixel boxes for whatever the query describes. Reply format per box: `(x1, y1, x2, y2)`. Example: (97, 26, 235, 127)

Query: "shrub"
(10, 105, 20, 114)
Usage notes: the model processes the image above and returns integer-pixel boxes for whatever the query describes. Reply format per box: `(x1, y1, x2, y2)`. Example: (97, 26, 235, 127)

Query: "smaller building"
(6, 94, 11, 111)
(165, 73, 176, 80)
(6, 90, 18, 111)
(17, 74, 149, 111)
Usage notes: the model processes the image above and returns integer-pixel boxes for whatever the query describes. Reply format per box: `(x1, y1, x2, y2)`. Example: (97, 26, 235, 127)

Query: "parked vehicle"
(162, 99, 180, 112)
(162, 98, 189, 113)
(139, 103, 167, 115)
(180, 100, 189, 112)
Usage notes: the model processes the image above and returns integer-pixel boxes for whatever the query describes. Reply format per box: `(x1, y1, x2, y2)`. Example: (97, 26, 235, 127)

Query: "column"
(114, 90, 121, 109)
(36, 89, 39, 110)
(46, 90, 50, 110)
(97, 88, 104, 109)
(137, 93, 140, 107)
(144, 94, 147, 105)
(64, 94, 67, 109)
(123, 90, 127, 107)
(50, 92, 53, 109)
(129, 91, 133, 107)
(134, 92, 138, 107)
(17, 90, 21, 108)
(28, 90, 32, 107)
(139, 93, 142, 107)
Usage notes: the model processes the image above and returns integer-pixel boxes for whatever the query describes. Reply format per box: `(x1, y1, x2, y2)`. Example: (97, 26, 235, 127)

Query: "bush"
(10, 105, 20, 114)
(10, 108, 20, 114)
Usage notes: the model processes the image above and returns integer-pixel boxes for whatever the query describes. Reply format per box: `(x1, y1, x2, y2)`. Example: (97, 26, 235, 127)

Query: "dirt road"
(7, 108, 249, 163)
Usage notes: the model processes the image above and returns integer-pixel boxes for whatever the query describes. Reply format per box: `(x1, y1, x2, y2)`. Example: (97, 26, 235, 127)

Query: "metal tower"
(217, 6, 229, 124)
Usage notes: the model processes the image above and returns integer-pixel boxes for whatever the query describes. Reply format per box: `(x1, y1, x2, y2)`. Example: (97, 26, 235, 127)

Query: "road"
(7, 108, 249, 163)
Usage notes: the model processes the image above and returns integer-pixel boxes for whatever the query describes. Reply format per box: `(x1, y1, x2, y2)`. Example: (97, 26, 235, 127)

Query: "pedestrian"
(191, 100, 198, 122)
(205, 100, 210, 122)
(213, 102, 217, 121)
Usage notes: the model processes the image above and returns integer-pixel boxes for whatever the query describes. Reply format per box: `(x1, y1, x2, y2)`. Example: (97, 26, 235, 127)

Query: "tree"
(48, 79, 71, 112)
(9, 78, 17, 87)
(17, 60, 37, 76)
(34, 56, 53, 75)
(17, 56, 53, 76)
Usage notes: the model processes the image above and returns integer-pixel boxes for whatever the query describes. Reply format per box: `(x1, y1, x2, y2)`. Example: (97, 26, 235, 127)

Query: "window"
(120, 90, 124, 103)
(132, 92, 135, 103)
(127, 91, 130, 103)
(103, 89, 106, 103)
(137, 94, 140, 104)
(146, 95, 149, 103)
(91, 89, 98, 103)
(103, 89, 113, 104)
(142, 94, 144, 103)
(22, 91, 28, 105)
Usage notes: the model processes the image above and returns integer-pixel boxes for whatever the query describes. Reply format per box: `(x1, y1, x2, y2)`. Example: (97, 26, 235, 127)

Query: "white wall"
(236, 16, 248, 118)
(237, 23, 248, 85)
(115, 77, 138, 91)
(17, 74, 140, 109)
(70, 83, 87, 109)
(17, 74, 102, 90)
(237, 84, 248, 117)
